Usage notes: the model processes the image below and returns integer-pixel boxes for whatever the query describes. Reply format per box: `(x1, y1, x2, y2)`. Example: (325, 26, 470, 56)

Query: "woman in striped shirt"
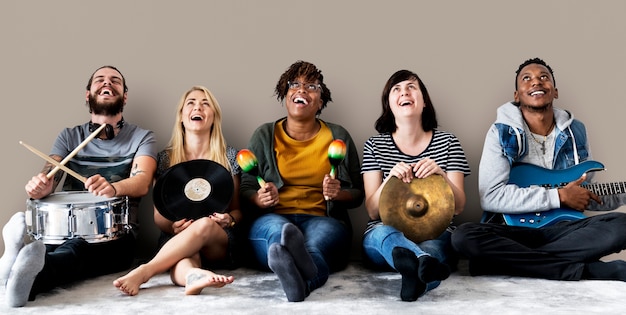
(361, 69, 471, 301)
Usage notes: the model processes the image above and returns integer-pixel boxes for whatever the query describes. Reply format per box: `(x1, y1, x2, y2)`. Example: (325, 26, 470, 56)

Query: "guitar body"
(501, 160, 605, 228)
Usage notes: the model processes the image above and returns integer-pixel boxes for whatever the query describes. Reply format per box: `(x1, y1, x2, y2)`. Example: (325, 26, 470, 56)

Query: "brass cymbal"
(379, 175, 454, 243)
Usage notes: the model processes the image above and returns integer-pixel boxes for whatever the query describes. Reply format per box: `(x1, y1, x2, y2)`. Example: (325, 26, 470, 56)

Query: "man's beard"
(87, 93, 124, 116)
(520, 103, 551, 113)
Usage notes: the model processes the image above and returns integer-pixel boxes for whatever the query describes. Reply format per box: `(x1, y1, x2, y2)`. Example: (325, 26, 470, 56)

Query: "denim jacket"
(495, 115, 589, 170)
(476, 102, 618, 219)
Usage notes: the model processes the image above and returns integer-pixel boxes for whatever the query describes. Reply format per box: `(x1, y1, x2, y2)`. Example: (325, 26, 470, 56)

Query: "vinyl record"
(153, 160, 233, 221)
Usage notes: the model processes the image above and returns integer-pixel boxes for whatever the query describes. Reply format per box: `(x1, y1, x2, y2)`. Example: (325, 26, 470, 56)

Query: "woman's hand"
(388, 161, 416, 183)
(323, 174, 341, 200)
(171, 218, 193, 234)
(413, 158, 444, 178)
(209, 212, 233, 229)
(256, 182, 279, 208)
(389, 158, 444, 183)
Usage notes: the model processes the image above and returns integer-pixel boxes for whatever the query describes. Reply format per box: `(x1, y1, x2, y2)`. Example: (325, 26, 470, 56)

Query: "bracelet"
(227, 213, 236, 227)
(111, 184, 117, 197)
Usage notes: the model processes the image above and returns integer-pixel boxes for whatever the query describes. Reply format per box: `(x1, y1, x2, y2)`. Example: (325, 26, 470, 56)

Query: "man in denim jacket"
(452, 58, 626, 281)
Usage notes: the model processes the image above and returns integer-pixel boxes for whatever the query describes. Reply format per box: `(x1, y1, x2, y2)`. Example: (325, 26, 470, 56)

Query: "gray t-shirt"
(50, 121, 157, 228)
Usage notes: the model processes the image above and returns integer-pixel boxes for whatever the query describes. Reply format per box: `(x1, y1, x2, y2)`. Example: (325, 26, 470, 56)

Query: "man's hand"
(558, 173, 601, 211)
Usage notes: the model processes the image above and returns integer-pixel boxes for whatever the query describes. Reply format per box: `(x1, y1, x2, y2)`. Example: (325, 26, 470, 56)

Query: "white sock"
(0, 212, 26, 281)
(6, 240, 45, 307)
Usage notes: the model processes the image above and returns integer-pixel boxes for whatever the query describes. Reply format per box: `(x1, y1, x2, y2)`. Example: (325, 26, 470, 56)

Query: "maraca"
(328, 139, 346, 179)
(236, 149, 266, 186)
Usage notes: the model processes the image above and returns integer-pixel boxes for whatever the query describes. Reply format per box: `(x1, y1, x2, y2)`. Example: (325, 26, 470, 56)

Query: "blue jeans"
(248, 213, 351, 292)
(362, 224, 453, 294)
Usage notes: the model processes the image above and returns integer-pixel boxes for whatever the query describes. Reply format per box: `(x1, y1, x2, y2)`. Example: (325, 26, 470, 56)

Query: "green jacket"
(240, 118, 364, 231)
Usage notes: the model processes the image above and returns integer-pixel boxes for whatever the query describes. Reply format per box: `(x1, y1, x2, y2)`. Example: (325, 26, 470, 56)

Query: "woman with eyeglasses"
(240, 60, 364, 302)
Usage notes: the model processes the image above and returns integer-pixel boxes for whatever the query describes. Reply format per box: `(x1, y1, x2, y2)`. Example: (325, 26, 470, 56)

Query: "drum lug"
(105, 212, 113, 229)
(70, 213, 77, 237)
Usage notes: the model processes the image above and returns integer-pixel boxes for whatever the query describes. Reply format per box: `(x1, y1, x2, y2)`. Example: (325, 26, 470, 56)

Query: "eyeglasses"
(288, 81, 321, 92)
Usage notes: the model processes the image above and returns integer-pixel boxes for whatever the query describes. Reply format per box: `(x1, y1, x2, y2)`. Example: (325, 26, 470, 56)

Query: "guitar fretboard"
(582, 182, 626, 196)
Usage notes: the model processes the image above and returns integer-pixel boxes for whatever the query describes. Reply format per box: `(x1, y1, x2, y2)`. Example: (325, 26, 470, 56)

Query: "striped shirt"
(361, 130, 471, 234)
(362, 130, 470, 177)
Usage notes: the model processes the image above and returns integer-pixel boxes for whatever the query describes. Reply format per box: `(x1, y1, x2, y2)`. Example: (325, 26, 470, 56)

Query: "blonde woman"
(114, 86, 241, 295)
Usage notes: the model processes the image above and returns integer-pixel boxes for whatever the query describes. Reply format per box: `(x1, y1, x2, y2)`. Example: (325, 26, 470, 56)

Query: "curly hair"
(274, 60, 332, 115)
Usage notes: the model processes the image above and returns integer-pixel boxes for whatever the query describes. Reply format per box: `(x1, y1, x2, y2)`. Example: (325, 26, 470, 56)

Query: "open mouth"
(191, 115, 203, 121)
(399, 101, 412, 106)
(99, 88, 114, 96)
(530, 90, 545, 96)
(294, 97, 308, 105)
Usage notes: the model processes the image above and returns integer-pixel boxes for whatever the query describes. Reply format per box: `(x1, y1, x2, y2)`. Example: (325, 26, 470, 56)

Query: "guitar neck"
(581, 182, 626, 196)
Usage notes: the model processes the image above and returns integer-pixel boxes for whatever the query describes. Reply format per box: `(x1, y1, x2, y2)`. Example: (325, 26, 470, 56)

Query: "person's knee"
(57, 237, 90, 256)
(190, 217, 221, 239)
(451, 223, 494, 259)
(450, 224, 473, 253)
(250, 214, 287, 237)
(610, 212, 626, 224)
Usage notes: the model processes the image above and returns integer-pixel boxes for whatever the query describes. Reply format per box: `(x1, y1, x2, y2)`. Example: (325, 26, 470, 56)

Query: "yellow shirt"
(274, 120, 333, 216)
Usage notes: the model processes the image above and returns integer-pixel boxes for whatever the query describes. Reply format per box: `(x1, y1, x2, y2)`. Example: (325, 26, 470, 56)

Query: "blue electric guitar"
(502, 160, 626, 228)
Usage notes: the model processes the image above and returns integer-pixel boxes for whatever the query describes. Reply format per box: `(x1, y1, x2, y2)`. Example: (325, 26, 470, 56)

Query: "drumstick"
(19, 141, 87, 183)
(47, 123, 106, 178)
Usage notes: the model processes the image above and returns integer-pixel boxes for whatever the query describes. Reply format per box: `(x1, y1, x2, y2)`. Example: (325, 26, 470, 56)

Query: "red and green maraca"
(328, 139, 346, 179)
(236, 149, 266, 186)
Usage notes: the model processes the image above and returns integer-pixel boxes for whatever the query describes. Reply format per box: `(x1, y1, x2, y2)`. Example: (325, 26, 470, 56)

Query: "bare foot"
(113, 264, 152, 296)
(184, 268, 234, 295)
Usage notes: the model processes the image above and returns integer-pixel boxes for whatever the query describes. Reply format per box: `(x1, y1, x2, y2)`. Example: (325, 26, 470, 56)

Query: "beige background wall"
(1, 1, 625, 261)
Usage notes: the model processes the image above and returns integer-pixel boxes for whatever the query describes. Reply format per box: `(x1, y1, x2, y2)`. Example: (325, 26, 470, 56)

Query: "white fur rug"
(1, 261, 625, 315)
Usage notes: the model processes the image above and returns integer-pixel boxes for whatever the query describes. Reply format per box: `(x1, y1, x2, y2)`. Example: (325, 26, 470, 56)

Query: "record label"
(184, 178, 212, 201)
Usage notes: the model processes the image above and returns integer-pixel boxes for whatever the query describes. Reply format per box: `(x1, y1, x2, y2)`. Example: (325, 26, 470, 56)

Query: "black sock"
(392, 247, 426, 302)
(583, 260, 626, 281)
(418, 255, 451, 283)
(268, 243, 308, 302)
(281, 223, 318, 280)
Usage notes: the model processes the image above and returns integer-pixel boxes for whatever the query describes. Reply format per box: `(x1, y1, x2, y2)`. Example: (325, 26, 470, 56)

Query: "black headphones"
(89, 118, 125, 140)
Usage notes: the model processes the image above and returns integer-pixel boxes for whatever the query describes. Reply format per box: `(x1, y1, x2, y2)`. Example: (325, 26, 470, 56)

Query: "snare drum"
(25, 191, 129, 244)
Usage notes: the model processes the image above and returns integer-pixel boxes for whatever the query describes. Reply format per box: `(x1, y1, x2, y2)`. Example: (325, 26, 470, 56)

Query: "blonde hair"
(165, 86, 231, 172)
